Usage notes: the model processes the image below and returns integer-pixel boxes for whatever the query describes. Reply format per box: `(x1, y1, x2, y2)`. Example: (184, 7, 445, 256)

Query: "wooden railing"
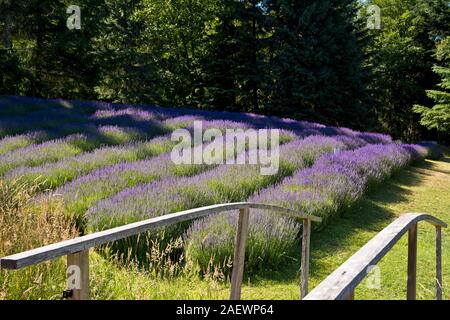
(0, 202, 321, 300)
(304, 213, 447, 300)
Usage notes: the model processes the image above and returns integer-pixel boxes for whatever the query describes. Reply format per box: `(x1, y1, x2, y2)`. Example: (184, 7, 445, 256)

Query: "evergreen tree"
(2, 0, 105, 99)
(201, 1, 240, 111)
(266, 0, 372, 129)
(93, 0, 160, 104)
(202, 0, 269, 112)
(0, 49, 26, 95)
(368, 0, 450, 141)
(141, 0, 217, 107)
(0, 0, 26, 95)
(413, 37, 450, 140)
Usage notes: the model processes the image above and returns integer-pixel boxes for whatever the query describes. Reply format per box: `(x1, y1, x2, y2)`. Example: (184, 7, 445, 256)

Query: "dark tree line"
(367, 0, 450, 142)
(1, 0, 449, 141)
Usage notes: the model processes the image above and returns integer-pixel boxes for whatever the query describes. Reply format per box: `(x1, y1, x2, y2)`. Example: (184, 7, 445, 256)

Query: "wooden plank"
(1, 202, 321, 270)
(436, 226, 442, 300)
(407, 223, 417, 300)
(67, 250, 89, 300)
(300, 219, 311, 299)
(345, 290, 355, 300)
(230, 208, 250, 300)
(304, 213, 447, 300)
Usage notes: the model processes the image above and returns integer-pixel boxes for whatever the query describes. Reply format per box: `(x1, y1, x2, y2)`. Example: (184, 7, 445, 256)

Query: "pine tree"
(0, 49, 26, 95)
(266, 0, 372, 129)
(369, 0, 450, 141)
(413, 37, 450, 136)
(142, 0, 218, 107)
(202, 0, 269, 112)
(2, 0, 106, 99)
(93, 0, 161, 104)
(201, 2, 238, 111)
(0, 0, 25, 95)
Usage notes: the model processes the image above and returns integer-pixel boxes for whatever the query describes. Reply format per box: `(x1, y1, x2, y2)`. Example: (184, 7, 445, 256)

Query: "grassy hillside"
(0, 97, 447, 300)
(72, 151, 449, 300)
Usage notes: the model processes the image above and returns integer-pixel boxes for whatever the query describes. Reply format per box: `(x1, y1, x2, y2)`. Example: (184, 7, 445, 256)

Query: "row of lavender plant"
(0, 126, 160, 176)
(56, 127, 297, 222)
(0, 99, 165, 136)
(63, 132, 384, 225)
(184, 144, 431, 274)
(84, 136, 366, 262)
(6, 135, 174, 189)
(0, 131, 50, 156)
(4, 116, 208, 188)
(0, 107, 87, 138)
(1, 96, 393, 145)
(0, 111, 208, 177)
(0, 104, 176, 154)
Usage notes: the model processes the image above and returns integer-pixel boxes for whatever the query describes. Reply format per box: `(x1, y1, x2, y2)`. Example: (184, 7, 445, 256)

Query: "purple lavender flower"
(0, 131, 48, 156)
(184, 142, 429, 273)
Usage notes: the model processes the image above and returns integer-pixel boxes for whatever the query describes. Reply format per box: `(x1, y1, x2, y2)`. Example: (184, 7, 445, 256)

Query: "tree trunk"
(3, 14, 12, 49)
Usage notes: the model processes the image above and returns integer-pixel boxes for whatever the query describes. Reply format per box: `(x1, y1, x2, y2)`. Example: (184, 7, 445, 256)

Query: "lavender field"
(0, 96, 437, 279)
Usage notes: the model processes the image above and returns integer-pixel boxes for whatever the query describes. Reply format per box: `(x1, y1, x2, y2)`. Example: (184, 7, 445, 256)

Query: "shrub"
(184, 143, 431, 275)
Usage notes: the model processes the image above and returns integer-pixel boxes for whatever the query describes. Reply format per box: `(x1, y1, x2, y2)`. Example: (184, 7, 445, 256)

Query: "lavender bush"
(0, 131, 49, 156)
(84, 136, 353, 263)
(0, 134, 87, 176)
(0, 125, 170, 176)
(59, 129, 297, 221)
(4, 115, 208, 188)
(87, 136, 347, 227)
(1, 96, 392, 145)
(1, 95, 422, 275)
(184, 143, 432, 274)
(7, 135, 174, 189)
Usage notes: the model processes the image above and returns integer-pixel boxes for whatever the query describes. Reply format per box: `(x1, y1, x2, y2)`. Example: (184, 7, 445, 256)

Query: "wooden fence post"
(345, 290, 355, 300)
(407, 223, 417, 300)
(436, 226, 442, 300)
(300, 219, 311, 299)
(67, 250, 89, 300)
(230, 208, 250, 300)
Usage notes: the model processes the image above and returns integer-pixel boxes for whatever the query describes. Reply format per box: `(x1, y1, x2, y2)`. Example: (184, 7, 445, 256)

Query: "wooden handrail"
(304, 213, 447, 300)
(0, 202, 321, 300)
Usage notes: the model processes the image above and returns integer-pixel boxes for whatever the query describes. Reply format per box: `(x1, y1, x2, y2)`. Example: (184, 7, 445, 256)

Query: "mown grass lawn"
(87, 149, 449, 300)
(241, 149, 450, 300)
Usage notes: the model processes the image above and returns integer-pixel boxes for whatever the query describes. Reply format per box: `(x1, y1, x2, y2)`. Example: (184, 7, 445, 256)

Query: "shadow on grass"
(440, 155, 450, 163)
(421, 157, 450, 175)
(247, 159, 434, 285)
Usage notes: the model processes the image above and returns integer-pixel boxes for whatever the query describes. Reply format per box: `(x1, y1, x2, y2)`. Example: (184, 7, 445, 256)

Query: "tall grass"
(0, 178, 207, 299)
(0, 179, 78, 299)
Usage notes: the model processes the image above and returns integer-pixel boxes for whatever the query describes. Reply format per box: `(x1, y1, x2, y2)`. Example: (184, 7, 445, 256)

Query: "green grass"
(236, 152, 450, 300)
(1, 149, 448, 300)
(244, 150, 450, 300)
(82, 150, 450, 300)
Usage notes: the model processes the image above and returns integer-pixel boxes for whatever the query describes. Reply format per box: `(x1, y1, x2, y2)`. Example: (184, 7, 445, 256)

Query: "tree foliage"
(266, 0, 373, 129)
(367, 0, 450, 141)
(413, 37, 450, 134)
(1, 0, 448, 141)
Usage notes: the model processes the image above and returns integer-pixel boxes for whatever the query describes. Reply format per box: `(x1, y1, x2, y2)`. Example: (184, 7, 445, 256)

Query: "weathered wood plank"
(436, 226, 442, 300)
(0, 202, 321, 270)
(230, 208, 250, 300)
(345, 290, 355, 300)
(304, 213, 447, 300)
(300, 219, 311, 299)
(67, 250, 89, 300)
(407, 223, 417, 300)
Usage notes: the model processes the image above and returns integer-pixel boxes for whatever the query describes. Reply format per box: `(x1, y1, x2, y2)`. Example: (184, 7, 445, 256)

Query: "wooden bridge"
(0, 202, 446, 300)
